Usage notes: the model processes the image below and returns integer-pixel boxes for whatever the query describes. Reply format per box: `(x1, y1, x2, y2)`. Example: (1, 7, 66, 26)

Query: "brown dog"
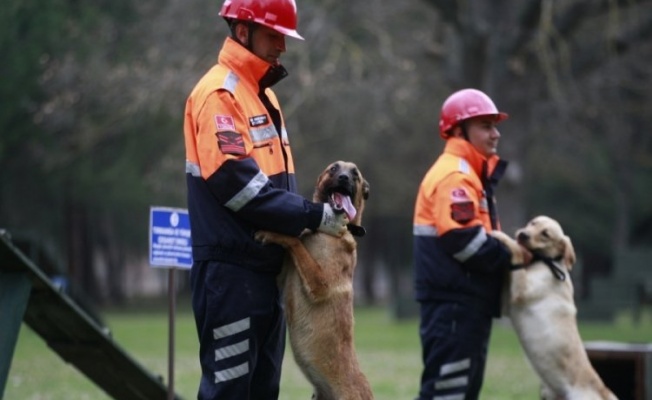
(490, 216, 617, 400)
(255, 161, 373, 400)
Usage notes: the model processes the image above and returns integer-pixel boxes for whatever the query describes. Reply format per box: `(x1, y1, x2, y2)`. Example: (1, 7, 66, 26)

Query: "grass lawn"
(5, 303, 651, 399)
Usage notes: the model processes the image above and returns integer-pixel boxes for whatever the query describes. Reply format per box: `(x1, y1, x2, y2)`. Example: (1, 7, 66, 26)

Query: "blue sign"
(149, 206, 192, 269)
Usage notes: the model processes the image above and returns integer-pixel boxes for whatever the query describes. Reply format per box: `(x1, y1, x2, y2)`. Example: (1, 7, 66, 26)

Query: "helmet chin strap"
(243, 22, 257, 52)
(459, 121, 470, 141)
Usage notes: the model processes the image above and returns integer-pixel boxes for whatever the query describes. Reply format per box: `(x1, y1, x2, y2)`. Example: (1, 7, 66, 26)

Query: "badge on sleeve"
(450, 187, 475, 224)
(214, 114, 245, 155)
(451, 188, 470, 202)
(216, 131, 246, 155)
(214, 115, 235, 131)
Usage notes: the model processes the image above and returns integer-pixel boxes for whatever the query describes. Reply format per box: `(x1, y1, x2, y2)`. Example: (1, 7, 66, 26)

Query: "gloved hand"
(317, 203, 349, 237)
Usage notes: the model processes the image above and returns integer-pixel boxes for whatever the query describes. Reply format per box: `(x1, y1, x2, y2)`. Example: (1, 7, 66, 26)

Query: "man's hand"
(317, 203, 349, 237)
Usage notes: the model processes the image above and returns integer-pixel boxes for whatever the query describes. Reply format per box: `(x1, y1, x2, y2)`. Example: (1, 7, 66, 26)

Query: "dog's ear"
(362, 179, 370, 200)
(561, 235, 576, 270)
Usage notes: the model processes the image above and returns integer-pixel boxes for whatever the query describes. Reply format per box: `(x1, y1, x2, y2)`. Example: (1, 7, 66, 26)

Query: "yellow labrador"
(255, 161, 373, 400)
(490, 216, 617, 400)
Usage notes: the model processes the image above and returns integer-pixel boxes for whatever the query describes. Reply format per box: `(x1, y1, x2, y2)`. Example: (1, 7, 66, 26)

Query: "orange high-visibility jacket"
(413, 138, 512, 316)
(184, 37, 322, 271)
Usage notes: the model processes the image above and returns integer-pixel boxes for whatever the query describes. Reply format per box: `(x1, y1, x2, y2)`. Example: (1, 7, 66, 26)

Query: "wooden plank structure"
(0, 231, 182, 399)
(585, 341, 652, 400)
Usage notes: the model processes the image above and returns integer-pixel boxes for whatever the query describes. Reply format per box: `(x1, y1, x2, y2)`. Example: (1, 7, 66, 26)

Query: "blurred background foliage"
(1, 0, 651, 315)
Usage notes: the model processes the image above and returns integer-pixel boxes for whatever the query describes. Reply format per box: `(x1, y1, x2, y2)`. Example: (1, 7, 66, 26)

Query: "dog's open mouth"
(329, 192, 356, 221)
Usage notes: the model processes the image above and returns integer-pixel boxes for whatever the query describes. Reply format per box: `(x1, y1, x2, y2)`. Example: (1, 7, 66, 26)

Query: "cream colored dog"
(255, 161, 373, 400)
(490, 216, 617, 400)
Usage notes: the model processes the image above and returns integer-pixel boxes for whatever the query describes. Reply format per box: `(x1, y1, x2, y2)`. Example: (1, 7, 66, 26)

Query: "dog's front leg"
(489, 230, 526, 265)
(510, 269, 529, 305)
(489, 231, 530, 306)
(255, 231, 330, 302)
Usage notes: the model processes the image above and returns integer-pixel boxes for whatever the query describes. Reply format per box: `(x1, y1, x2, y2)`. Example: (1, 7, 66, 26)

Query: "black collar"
(259, 64, 288, 89)
(533, 252, 566, 281)
(347, 223, 366, 237)
(510, 252, 566, 281)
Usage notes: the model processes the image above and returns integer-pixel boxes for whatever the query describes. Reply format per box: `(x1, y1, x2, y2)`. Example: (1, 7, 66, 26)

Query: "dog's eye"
(541, 230, 550, 238)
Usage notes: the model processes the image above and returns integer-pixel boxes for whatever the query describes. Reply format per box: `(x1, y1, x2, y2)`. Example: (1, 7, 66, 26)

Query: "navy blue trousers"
(416, 300, 493, 400)
(191, 261, 286, 400)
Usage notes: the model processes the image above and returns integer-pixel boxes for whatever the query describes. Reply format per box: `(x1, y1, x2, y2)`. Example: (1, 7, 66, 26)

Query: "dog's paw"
(254, 230, 296, 248)
(489, 230, 525, 265)
(254, 230, 274, 244)
(489, 230, 512, 244)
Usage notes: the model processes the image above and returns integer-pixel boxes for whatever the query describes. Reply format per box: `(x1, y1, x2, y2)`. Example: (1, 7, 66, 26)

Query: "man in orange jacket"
(184, 1, 348, 398)
(413, 89, 530, 400)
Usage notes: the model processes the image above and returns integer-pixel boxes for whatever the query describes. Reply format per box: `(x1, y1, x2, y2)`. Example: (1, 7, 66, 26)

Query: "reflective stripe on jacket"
(413, 138, 512, 316)
(184, 37, 323, 272)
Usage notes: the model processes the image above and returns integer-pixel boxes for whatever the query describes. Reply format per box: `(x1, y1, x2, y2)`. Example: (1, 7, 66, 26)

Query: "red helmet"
(438, 88, 508, 139)
(219, 0, 304, 40)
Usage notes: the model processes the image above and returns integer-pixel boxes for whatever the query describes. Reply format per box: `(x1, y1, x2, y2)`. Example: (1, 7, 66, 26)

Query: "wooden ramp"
(0, 232, 182, 399)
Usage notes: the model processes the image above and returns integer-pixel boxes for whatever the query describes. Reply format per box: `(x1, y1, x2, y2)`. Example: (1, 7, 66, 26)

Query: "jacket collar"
(443, 137, 500, 176)
(218, 37, 287, 92)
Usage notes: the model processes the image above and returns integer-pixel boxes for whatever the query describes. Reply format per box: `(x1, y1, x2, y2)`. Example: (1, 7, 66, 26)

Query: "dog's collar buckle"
(347, 223, 366, 237)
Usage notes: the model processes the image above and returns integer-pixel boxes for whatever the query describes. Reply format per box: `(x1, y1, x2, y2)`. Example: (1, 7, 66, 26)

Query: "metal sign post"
(149, 206, 192, 400)
(167, 268, 175, 400)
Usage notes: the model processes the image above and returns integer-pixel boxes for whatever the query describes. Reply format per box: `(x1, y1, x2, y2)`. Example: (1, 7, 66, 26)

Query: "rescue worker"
(183, 0, 349, 398)
(412, 88, 531, 399)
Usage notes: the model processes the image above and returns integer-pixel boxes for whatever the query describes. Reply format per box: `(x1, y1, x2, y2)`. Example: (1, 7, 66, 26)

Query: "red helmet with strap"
(219, 0, 304, 40)
(438, 88, 508, 139)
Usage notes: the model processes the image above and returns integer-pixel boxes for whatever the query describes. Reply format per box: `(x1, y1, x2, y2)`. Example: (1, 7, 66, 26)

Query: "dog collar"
(533, 253, 566, 281)
(347, 223, 366, 237)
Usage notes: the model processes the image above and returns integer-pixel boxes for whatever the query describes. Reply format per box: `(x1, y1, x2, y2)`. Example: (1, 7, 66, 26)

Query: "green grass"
(5, 304, 652, 399)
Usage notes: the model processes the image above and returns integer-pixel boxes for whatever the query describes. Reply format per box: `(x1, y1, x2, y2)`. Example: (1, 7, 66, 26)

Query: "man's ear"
(449, 126, 462, 138)
(235, 23, 249, 46)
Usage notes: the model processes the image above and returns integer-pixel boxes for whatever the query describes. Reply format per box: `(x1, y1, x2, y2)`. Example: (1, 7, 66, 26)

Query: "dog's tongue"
(331, 192, 356, 221)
